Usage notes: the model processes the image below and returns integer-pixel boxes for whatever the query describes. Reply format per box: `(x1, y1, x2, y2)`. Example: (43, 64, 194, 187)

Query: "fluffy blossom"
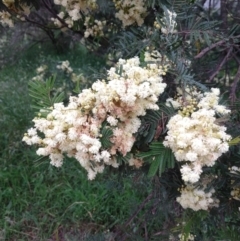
(23, 52, 167, 180)
(166, 87, 230, 116)
(113, 0, 148, 28)
(52, 0, 98, 27)
(0, 11, 14, 27)
(178, 233, 195, 241)
(164, 88, 231, 183)
(229, 166, 240, 201)
(160, 7, 177, 34)
(177, 184, 219, 211)
(84, 17, 106, 38)
(1, 0, 31, 26)
(56, 60, 73, 73)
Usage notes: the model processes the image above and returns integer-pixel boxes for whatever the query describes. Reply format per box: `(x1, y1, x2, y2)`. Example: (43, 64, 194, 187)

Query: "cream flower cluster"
(144, 50, 170, 73)
(167, 87, 230, 116)
(1, 0, 31, 27)
(178, 233, 195, 241)
(23, 52, 167, 180)
(0, 11, 14, 27)
(164, 88, 231, 183)
(166, 86, 200, 112)
(56, 60, 73, 73)
(231, 187, 240, 201)
(32, 65, 48, 81)
(36, 65, 48, 74)
(161, 7, 177, 34)
(113, 0, 147, 28)
(84, 17, 106, 38)
(177, 184, 219, 211)
(52, 0, 97, 28)
(230, 166, 240, 201)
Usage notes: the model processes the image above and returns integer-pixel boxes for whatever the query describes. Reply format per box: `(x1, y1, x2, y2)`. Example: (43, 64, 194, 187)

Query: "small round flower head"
(114, 0, 148, 28)
(229, 166, 240, 201)
(0, 11, 14, 27)
(52, 0, 98, 28)
(178, 233, 195, 241)
(56, 60, 73, 73)
(177, 184, 219, 211)
(160, 7, 177, 35)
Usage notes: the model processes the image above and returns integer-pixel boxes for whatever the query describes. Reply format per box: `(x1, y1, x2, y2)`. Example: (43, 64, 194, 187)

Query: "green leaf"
(116, 152, 131, 165)
(158, 153, 166, 177)
(28, 75, 65, 114)
(136, 104, 176, 147)
(100, 125, 113, 149)
(148, 155, 161, 177)
(228, 136, 240, 146)
(137, 141, 176, 177)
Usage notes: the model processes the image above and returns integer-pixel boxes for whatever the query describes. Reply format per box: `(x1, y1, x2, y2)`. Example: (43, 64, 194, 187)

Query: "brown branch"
(124, 191, 154, 228)
(221, 0, 228, 31)
(194, 35, 240, 59)
(41, 0, 69, 29)
(208, 47, 233, 82)
(230, 56, 240, 103)
(112, 191, 154, 240)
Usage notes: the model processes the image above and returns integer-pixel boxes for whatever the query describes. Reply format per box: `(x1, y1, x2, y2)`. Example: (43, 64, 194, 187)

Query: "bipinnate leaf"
(28, 75, 65, 114)
(100, 123, 113, 149)
(137, 141, 175, 177)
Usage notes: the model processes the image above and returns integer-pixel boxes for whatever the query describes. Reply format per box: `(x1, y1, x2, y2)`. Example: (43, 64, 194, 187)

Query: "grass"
(1, 154, 151, 240)
(0, 37, 163, 241)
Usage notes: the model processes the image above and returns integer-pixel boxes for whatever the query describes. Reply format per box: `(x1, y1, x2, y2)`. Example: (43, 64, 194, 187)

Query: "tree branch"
(194, 35, 240, 59)
(230, 56, 240, 103)
(208, 47, 233, 82)
(124, 191, 154, 228)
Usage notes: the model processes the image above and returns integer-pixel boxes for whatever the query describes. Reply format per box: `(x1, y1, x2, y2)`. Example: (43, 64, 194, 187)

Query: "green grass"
(1, 153, 151, 240)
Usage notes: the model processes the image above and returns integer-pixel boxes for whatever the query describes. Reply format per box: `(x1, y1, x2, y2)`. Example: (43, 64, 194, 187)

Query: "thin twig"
(194, 35, 240, 59)
(124, 191, 154, 228)
(208, 47, 233, 82)
(230, 56, 240, 103)
(112, 191, 154, 240)
(144, 221, 148, 241)
(41, 0, 69, 29)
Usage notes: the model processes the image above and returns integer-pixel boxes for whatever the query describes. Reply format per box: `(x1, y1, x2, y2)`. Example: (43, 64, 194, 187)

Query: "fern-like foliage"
(116, 152, 131, 166)
(111, 26, 151, 58)
(228, 167, 240, 189)
(100, 122, 114, 149)
(230, 99, 240, 122)
(173, 209, 209, 239)
(135, 103, 175, 149)
(215, 226, 240, 241)
(137, 142, 175, 177)
(169, 52, 209, 91)
(178, 11, 219, 45)
(28, 75, 65, 114)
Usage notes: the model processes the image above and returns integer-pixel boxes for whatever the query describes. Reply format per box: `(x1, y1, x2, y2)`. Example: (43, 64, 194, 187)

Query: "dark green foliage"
(135, 103, 177, 178)
(173, 210, 209, 239)
(215, 226, 240, 241)
(28, 75, 65, 114)
(111, 27, 151, 58)
(116, 152, 131, 166)
(100, 122, 114, 149)
(137, 142, 175, 177)
(136, 103, 175, 148)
